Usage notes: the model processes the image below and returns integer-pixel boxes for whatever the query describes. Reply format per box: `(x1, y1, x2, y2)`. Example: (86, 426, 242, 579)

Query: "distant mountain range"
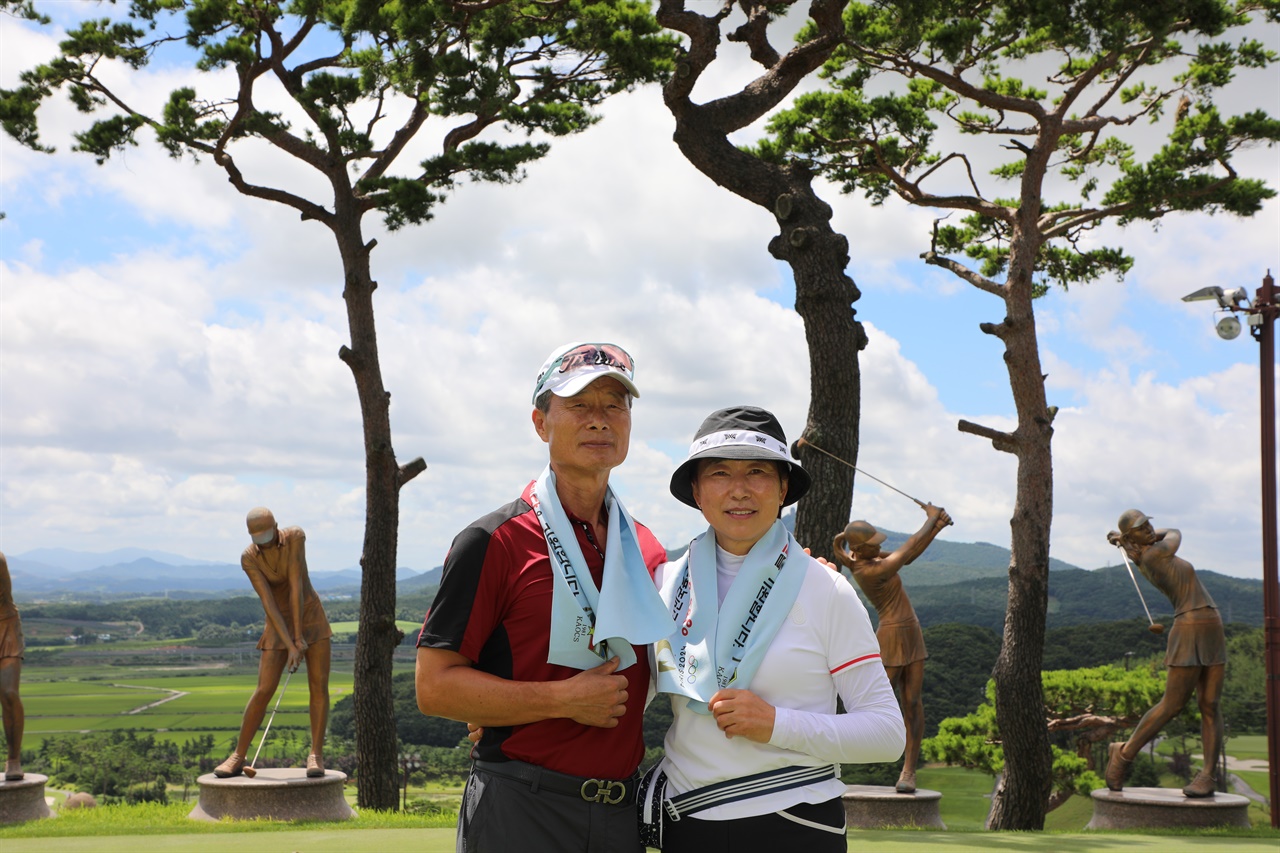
(6, 547, 429, 599)
(877, 529, 1082, 586)
(906, 565, 1264, 633)
(824, 530, 1265, 630)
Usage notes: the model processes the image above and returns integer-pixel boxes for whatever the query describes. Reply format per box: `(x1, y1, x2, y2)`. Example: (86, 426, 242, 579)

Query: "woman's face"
(690, 458, 788, 556)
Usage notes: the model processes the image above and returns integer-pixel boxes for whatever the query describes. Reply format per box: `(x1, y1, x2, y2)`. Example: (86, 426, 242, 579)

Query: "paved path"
(1227, 773, 1267, 806)
(114, 683, 189, 714)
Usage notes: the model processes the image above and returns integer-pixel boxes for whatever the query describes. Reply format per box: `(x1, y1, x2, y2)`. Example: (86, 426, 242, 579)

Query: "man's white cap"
(532, 342, 639, 404)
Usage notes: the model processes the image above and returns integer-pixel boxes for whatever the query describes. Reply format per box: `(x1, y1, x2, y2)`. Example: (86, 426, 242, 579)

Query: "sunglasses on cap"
(535, 343, 634, 389)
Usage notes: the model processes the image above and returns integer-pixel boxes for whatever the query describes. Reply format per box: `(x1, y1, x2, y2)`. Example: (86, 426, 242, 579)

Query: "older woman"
(641, 406, 904, 852)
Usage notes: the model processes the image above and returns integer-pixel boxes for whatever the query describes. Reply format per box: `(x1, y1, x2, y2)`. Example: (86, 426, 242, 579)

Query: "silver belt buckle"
(580, 778, 627, 804)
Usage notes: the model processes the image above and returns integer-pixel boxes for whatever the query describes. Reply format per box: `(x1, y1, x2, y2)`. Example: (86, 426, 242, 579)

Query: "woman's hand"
(708, 689, 776, 743)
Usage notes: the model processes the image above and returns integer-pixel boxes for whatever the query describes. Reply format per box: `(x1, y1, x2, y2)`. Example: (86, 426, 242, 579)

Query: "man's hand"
(801, 546, 841, 573)
(560, 656, 629, 728)
(466, 722, 482, 744)
(708, 689, 776, 743)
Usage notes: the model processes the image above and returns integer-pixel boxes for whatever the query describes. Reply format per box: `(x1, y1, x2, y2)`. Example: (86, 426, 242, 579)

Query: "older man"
(416, 342, 672, 853)
(1105, 509, 1225, 798)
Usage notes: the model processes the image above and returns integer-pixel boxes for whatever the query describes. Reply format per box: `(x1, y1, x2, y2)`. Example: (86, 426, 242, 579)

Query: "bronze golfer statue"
(215, 508, 333, 778)
(1104, 509, 1225, 797)
(0, 552, 25, 781)
(832, 504, 951, 794)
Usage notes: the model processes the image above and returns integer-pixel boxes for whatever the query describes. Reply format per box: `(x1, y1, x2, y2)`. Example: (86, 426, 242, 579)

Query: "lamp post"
(399, 751, 420, 811)
(1182, 270, 1278, 827)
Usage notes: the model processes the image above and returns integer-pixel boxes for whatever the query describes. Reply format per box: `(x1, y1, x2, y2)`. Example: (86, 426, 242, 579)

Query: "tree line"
(320, 620, 1265, 784)
(19, 593, 437, 646)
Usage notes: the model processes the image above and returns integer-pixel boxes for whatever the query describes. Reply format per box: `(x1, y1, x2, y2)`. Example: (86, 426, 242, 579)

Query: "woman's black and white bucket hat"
(669, 405, 811, 509)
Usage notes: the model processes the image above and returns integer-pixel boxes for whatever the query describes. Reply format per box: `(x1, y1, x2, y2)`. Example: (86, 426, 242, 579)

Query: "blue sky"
(1, 4, 1277, 584)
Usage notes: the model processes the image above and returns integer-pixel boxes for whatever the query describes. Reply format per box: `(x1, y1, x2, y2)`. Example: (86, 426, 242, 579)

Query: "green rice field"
(19, 659, 358, 747)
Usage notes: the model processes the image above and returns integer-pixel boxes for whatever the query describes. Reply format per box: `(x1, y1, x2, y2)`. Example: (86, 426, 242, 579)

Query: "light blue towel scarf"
(653, 519, 805, 714)
(532, 466, 673, 670)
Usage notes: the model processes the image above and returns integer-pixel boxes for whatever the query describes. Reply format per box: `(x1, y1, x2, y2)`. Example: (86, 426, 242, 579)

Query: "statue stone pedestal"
(1086, 787, 1250, 830)
(842, 784, 945, 829)
(190, 768, 356, 822)
(0, 773, 53, 824)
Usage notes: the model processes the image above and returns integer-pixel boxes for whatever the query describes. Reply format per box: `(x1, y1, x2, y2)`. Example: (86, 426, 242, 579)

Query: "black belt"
(474, 759, 638, 806)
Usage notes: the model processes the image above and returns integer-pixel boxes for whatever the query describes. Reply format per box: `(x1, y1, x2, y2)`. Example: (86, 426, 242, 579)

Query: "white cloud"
(1051, 362, 1269, 572)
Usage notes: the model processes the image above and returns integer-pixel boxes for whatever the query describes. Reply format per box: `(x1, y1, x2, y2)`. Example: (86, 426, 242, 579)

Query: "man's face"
(533, 377, 632, 479)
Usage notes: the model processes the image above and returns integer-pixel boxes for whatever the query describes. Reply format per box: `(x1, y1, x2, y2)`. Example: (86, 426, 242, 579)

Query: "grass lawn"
(916, 765, 995, 830)
(1044, 792, 1094, 830)
(1227, 736, 1269, 761)
(1235, 769, 1270, 797)
(0, 802, 1276, 852)
(328, 620, 422, 635)
(1, 824, 1276, 853)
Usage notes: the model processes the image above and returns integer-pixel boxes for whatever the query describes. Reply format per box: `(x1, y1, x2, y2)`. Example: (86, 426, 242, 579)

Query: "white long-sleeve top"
(655, 546, 905, 821)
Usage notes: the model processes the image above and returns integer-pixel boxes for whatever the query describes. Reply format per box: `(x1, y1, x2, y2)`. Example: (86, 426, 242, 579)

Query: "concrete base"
(0, 773, 53, 824)
(190, 768, 356, 822)
(1086, 786, 1250, 830)
(842, 784, 946, 829)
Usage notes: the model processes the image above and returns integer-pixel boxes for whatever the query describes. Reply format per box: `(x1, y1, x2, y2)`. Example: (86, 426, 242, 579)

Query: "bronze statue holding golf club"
(215, 508, 332, 779)
(832, 507, 951, 795)
(1104, 510, 1225, 797)
(0, 552, 25, 781)
(804, 437, 954, 795)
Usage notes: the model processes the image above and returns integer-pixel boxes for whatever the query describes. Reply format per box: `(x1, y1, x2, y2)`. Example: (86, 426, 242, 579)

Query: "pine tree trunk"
(984, 240, 1054, 830)
(767, 175, 865, 560)
(335, 218, 403, 811)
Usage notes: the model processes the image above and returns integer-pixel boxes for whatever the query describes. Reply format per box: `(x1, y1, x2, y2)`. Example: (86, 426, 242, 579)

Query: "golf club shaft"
(249, 666, 294, 770)
(796, 437, 952, 524)
(797, 438, 925, 506)
(1117, 547, 1158, 627)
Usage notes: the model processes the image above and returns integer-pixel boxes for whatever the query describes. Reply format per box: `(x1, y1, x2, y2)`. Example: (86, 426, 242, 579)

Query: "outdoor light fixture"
(1182, 271, 1279, 828)
(1181, 285, 1250, 309)
(1216, 315, 1242, 340)
(1184, 286, 1252, 339)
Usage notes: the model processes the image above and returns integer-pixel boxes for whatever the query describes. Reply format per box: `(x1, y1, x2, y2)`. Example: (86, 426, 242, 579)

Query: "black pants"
(662, 797, 847, 853)
(457, 763, 642, 853)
